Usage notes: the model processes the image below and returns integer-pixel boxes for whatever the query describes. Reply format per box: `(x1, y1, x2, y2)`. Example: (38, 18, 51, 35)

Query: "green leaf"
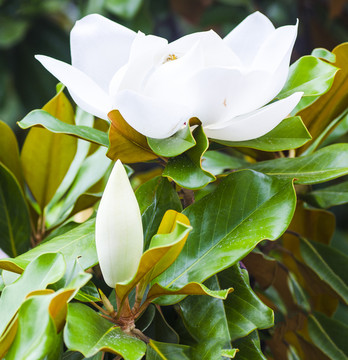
(0, 163, 30, 257)
(179, 266, 273, 347)
(0, 218, 97, 274)
(213, 116, 311, 151)
(163, 126, 215, 189)
(147, 124, 196, 157)
(244, 144, 348, 184)
(312, 48, 336, 63)
(308, 313, 348, 360)
(299, 237, 348, 304)
(74, 281, 101, 303)
(20, 90, 77, 210)
(202, 151, 247, 176)
(18, 110, 109, 146)
(0, 253, 65, 337)
(278, 55, 338, 99)
(304, 181, 348, 209)
(5, 296, 63, 360)
(105, 0, 143, 19)
(148, 282, 231, 304)
(0, 120, 23, 185)
(135, 177, 182, 250)
(297, 43, 348, 153)
(154, 170, 296, 305)
(218, 265, 274, 340)
(234, 331, 266, 360)
(64, 303, 146, 359)
(47, 146, 111, 227)
(147, 340, 192, 360)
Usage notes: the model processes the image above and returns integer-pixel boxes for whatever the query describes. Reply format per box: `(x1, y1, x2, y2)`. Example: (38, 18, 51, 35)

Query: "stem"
(91, 301, 110, 316)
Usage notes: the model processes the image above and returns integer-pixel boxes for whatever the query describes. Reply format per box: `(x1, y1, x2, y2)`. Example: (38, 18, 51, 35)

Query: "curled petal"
(95, 160, 143, 288)
(204, 92, 303, 141)
(71, 14, 136, 92)
(109, 32, 168, 95)
(114, 90, 191, 139)
(169, 29, 241, 68)
(182, 67, 276, 126)
(223, 12, 275, 66)
(35, 55, 111, 120)
(252, 21, 298, 97)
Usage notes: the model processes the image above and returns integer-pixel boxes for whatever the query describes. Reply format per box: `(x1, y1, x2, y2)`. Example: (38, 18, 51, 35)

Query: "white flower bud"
(95, 160, 143, 288)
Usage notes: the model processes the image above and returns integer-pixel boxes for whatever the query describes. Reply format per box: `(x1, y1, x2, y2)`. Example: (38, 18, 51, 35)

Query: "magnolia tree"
(0, 11, 348, 360)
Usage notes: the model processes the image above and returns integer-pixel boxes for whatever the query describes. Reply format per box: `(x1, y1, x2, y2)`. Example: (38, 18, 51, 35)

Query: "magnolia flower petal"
(204, 92, 303, 141)
(182, 67, 275, 126)
(169, 29, 242, 68)
(144, 40, 205, 105)
(71, 14, 136, 92)
(223, 12, 275, 66)
(252, 22, 298, 89)
(36, 55, 111, 120)
(114, 90, 190, 139)
(96, 160, 143, 288)
(109, 31, 168, 96)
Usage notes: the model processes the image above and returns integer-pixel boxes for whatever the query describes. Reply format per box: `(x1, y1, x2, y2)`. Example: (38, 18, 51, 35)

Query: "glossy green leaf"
(312, 48, 336, 63)
(18, 110, 109, 146)
(300, 237, 348, 304)
(0, 163, 30, 257)
(0, 218, 97, 274)
(304, 181, 348, 209)
(222, 349, 238, 358)
(0, 120, 23, 185)
(0, 253, 65, 337)
(154, 170, 296, 305)
(74, 281, 101, 303)
(300, 109, 348, 156)
(308, 313, 348, 360)
(6, 296, 63, 360)
(179, 277, 232, 358)
(20, 89, 77, 210)
(147, 340, 191, 360)
(218, 265, 274, 340)
(47, 146, 111, 227)
(46, 108, 94, 213)
(5, 289, 82, 360)
(163, 126, 215, 189)
(143, 306, 178, 343)
(180, 266, 273, 348)
(148, 281, 232, 305)
(234, 331, 266, 360)
(278, 55, 338, 99)
(213, 116, 311, 151)
(135, 177, 182, 249)
(245, 144, 348, 184)
(147, 124, 196, 157)
(64, 303, 146, 359)
(297, 43, 348, 153)
(202, 151, 247, 175)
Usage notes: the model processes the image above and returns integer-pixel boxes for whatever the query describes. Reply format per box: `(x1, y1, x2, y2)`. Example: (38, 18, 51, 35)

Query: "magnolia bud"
(95, 160, 143, 288)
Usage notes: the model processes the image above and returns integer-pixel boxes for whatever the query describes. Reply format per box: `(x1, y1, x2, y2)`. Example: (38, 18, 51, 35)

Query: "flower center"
(163, 54, 178, 63)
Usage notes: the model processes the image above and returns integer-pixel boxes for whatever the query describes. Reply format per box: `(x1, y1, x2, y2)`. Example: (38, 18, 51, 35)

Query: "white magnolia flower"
(36, 12, 302, 141)
(95, 160, 143, 288)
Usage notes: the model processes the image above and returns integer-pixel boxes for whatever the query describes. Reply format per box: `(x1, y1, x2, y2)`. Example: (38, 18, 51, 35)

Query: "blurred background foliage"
(0, 0, 347, 134)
